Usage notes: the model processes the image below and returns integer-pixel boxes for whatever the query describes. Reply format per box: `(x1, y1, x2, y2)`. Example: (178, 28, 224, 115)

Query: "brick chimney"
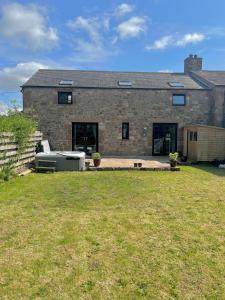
(184, 54, 203, 73)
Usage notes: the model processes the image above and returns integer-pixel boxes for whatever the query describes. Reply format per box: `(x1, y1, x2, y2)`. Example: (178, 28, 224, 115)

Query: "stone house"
(22, 55, 225, 156)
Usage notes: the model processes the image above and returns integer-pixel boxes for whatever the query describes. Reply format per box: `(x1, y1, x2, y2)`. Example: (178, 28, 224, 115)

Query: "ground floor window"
(122, 123, 129, 140)
(153, 123, 177, 155)
(72, 123, 98, 155)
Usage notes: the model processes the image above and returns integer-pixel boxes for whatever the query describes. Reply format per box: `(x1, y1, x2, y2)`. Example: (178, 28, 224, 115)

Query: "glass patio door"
(153, 123, 177, 155)
(73, 123, 98, 155)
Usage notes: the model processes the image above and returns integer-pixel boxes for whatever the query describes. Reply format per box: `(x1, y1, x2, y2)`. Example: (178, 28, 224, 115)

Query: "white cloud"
(0, 62, 48, 91)
(0, 102, 9, 115)
(117, 17, 147, 40)
(0, 2, 58, 51)
(67, 8, 147, 62)
(146, 32, 205, 51)
(67, 16, 102, 45)
(115, 3, 134, 17)
(145, 35, 173, 51)
(0, 101, 23, 115)
(67, 6, 147, 62)
(67, 16, 116, 63)
(176, 33, 205, 47)
(72, 39, 111, 63)
(158, 69, 173, 73)
(103, 17, 110, 31)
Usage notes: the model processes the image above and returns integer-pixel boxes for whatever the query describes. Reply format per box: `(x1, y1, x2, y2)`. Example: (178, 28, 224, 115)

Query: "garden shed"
(183, 125, 225, 162)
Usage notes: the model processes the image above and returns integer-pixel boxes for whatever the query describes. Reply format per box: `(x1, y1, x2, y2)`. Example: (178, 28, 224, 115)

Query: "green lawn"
(0, 166, 225, 299)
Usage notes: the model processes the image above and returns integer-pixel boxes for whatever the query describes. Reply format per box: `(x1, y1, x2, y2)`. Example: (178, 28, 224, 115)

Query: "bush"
(92, 152, 101, 160)
(0, 105, 37, 181)
(0, 160, 16, 182)
(169, 152, 178, 162)
(0, 108, 37, 154)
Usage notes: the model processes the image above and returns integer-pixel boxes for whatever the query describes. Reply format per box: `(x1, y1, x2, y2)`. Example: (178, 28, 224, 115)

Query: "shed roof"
(22, 69, 207, 90)
(184, 124, 225, 131)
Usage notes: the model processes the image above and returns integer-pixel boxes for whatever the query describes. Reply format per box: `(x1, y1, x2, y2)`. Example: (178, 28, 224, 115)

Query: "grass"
(0, 165, 225, 299)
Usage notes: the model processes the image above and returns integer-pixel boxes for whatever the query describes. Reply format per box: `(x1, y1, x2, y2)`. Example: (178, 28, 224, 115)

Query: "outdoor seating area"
(34, 140, 171, 172)
(86, 156, 171, 171)
(35, 140, 86, 172)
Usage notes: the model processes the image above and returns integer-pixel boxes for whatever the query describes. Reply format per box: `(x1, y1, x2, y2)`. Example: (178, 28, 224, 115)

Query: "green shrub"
(0, 159, 16, 182)
(169, 152, 178, 162)
(0, 108, 37, 154)
(92, 152, 101, 160)
(0, 104, 37, 181)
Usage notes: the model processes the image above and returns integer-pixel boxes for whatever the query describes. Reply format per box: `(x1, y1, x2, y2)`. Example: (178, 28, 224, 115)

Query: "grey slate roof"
(22, 69, 207, 90)
(192, 70, 225, 86)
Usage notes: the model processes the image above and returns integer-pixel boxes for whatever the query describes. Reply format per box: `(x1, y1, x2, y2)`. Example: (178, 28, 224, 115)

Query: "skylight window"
(59, 80, 74, 85)
(168, 82, 184, 88)
(118, 80, 132, 86)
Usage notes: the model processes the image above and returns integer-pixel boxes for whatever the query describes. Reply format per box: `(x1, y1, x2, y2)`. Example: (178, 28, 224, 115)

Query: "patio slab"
(86, 156, 170, 170)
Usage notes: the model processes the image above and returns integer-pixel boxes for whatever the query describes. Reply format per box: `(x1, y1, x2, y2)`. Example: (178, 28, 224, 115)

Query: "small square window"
(118, 80, 132, 86)
(190, 131, 197, 141)
(193, 132, 198, 141)
(122, 123, 129, 140)
(168, 82, 184, 88)
(59, 80, 74, 85)
(58, 92, 72, 104)
(172, 94, 186, 106)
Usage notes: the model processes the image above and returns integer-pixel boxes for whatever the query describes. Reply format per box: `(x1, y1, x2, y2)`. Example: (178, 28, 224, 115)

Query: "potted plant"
(169, 152, 178, 167)
(92, 152, 101, 167)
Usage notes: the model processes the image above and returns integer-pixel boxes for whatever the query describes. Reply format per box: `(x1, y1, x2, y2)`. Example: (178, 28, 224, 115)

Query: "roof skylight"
(118, 80, 132, 86)
(168, 82, 184, 88)
(59, 80, 74, 85)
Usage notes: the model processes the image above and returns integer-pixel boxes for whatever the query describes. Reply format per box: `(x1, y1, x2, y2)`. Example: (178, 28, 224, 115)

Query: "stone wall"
(23, 87, 213, 156)
(210, 86, 225, 127)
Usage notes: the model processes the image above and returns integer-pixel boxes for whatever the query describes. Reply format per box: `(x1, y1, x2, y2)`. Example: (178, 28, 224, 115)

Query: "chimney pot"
(184, 54, 203, 73)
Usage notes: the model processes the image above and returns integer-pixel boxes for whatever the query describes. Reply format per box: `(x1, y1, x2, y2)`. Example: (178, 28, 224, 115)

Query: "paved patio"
(86, 156, 170, 170)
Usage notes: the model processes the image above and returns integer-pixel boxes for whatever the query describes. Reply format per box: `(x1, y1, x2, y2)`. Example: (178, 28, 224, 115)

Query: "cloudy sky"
(1, 0, 225, 112)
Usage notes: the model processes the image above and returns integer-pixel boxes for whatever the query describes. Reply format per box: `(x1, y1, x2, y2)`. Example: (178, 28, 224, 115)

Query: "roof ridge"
(37, 69, 186, 75)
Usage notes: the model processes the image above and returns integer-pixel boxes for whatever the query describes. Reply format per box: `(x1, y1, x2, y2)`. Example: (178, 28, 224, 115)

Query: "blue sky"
(1, 0, 225, 113)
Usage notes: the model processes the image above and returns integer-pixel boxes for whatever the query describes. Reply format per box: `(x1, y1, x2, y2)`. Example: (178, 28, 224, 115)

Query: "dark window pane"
(153, 123, 177, 155)
(172, 94, 186, 106)
(194, 132, 198, 141)
(122, 123, 129, 140)
(58, 92, 72, 104)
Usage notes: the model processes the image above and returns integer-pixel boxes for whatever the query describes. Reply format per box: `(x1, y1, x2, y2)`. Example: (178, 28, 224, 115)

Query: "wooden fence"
(0, 131, 42, 168)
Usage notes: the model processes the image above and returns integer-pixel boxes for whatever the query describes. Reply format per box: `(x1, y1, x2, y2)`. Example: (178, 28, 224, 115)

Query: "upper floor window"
(172, 94, 186, 106)
(122, 123, 129, 140)
(58, 92, 72, 104)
